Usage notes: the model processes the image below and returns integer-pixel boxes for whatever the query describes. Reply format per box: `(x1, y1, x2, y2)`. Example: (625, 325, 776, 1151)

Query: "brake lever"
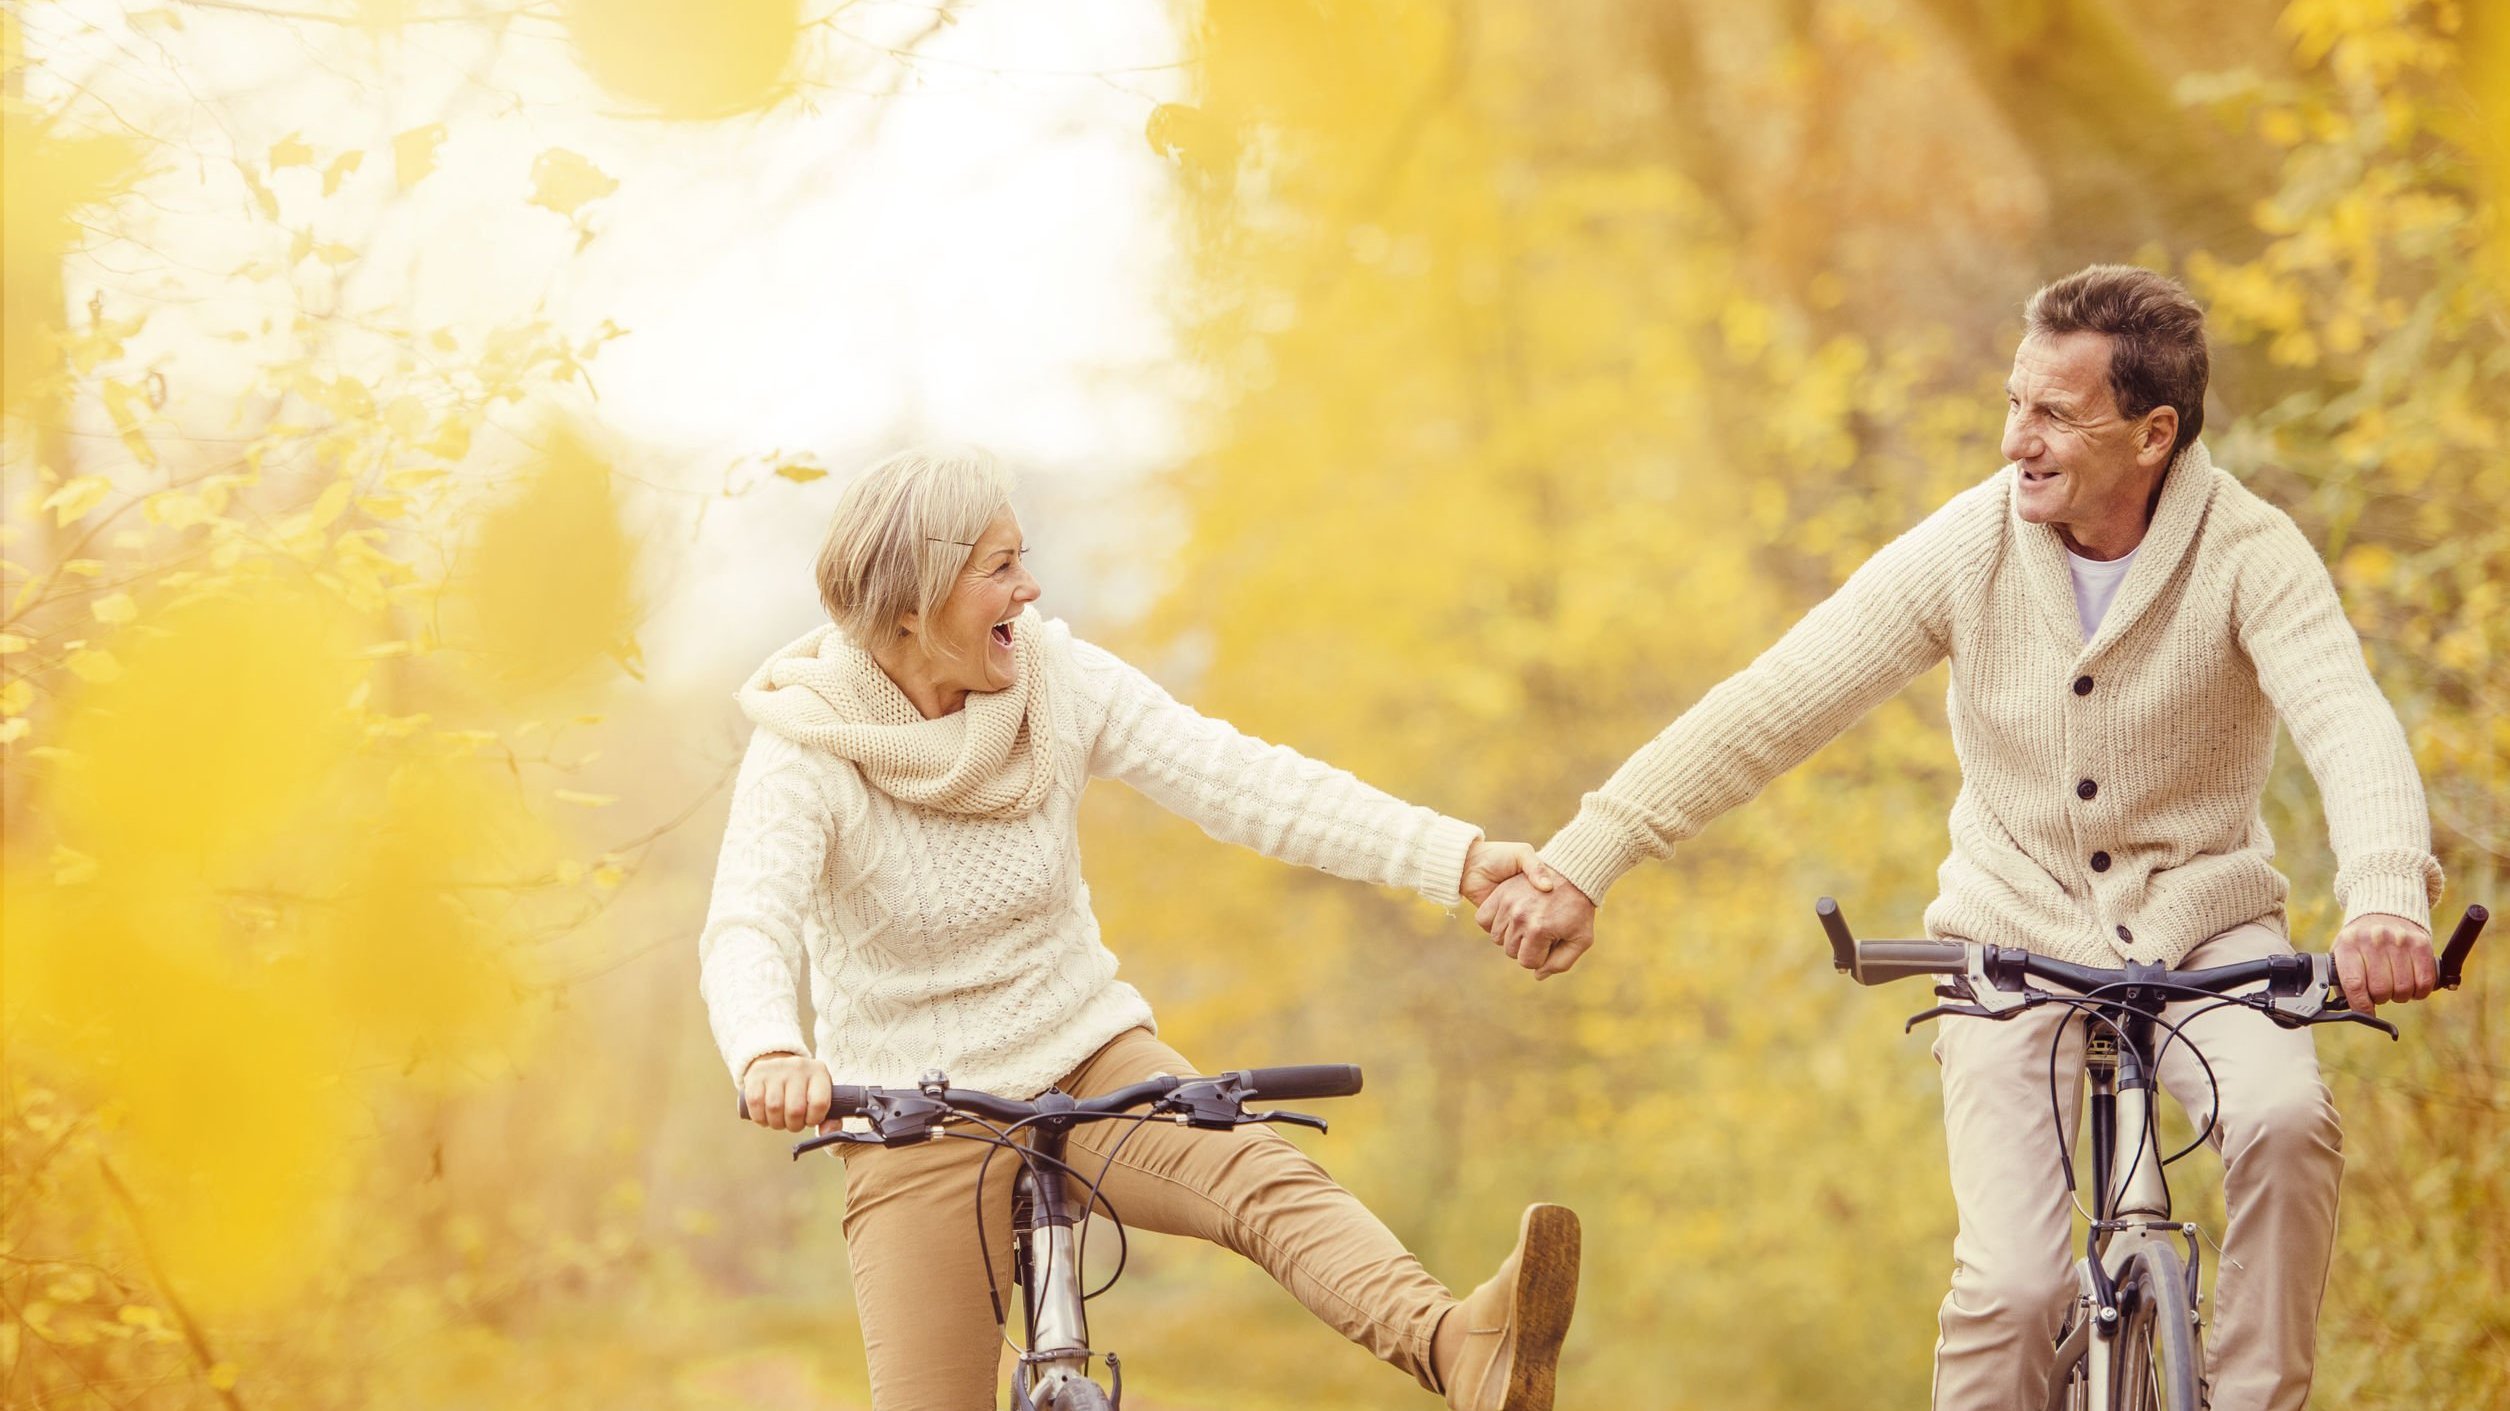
(1905, 1002, 1999, 1033)
(791, 1129, 883, 1158)
(1242, 1109, 1330, 1134)
(2316, 1007, 2400, 1041)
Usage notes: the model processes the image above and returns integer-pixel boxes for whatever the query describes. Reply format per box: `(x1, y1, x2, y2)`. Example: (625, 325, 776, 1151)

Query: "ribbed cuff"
(1416, 815, 1484, 906)
(2336, 850, 2443, 935)
(725, 1031, 813, 1087)
(2339, 876, 2436, 935)
(1538, 810, 1647, 907)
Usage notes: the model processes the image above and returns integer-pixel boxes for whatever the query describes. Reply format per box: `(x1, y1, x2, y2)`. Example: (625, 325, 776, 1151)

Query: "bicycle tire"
(2113, 1246, 2202, 1411)
(1037, 1379, 1113, 1411)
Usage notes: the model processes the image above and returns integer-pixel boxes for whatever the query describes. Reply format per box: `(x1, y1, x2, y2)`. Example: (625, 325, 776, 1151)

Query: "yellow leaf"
(394, 123, 447, 191)
(207, 1363, 239, 1392)
(565, 0, 801, 119)
(773, 463, 827, 483)
(553, 789, 617, 808)
(60, 560, 104, 578)
(0, 719, 26, 746)
(41, 476, 110, 526)
(1, 680, 31, 715)
(92, 593, 138, 624)
(237, 162, 279, 221)
(528, 148, 619, 219)
(116, 1305, 166, 1331)
(321, 149, 364, 196)
(268, 133, 313, 169)
(65, 648, 121, 682)
(0, 632, 28, 653)
(382, 394, 428, 436)
(591, 861, 626, 889)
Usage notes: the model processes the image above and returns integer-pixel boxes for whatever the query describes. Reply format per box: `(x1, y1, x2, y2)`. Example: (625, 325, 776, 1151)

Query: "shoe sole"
(1503, 1203, 1581, 1411)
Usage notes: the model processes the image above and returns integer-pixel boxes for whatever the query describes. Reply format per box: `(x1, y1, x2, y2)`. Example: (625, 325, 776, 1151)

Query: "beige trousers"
(835, 1027, 1454, 1410)
(1932, 921, 2344, 1410)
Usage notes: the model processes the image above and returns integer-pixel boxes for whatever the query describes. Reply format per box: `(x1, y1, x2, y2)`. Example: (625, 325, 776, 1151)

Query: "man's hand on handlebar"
(2330, 912, 2437, 1014)
(741, 1051, 834, 1133)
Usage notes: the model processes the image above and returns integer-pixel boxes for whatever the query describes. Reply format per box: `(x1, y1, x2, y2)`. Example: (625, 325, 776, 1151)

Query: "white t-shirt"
(2066, 544, 2140, 639)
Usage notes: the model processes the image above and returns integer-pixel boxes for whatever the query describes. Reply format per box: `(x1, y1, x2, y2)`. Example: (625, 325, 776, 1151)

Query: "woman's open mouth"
(991, 620, 1014, 649)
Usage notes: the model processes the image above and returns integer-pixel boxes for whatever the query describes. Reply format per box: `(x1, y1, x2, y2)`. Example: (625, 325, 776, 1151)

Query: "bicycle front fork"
(1010, 1139, 1120, 1409)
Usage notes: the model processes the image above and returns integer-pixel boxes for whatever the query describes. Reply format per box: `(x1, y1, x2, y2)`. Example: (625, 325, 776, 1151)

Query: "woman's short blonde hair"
(816, 446, 1015, 650)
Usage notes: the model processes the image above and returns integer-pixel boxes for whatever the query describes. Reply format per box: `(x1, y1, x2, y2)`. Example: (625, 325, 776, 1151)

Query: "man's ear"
(2136, 405, 2180, 468)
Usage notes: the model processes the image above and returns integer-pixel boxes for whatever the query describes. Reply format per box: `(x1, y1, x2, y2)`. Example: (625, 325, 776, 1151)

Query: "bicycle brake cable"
(1073, 1112, 1167, 1301)
(964, 1109, 1151, 1333)
(2037, 987, 2253, 1218)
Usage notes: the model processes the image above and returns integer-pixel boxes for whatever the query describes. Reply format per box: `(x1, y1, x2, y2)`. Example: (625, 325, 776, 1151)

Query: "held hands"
(1461, 839, 1557, 907)
(1478, 871, 1598, 980)
(2330, 912, 2436, 1013)
(1458, 840, 1598, 979)
(740, 1051, 833, 1132)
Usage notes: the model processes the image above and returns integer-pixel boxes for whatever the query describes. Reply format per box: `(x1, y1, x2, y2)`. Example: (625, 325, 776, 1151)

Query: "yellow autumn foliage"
(1, 1, 2501, 1409)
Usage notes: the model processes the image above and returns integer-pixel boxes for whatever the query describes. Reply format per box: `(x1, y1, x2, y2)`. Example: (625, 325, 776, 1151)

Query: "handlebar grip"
(1232, 1064, 1363, 1101)
(1854, 940, 1971, 986)
(1817, 897, 1856, 974)
(2439, 904, 2488, 990)
(736, 1085, 875, 1122)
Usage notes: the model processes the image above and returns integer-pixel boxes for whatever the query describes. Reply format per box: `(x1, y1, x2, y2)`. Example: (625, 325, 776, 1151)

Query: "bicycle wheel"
(2112, 1246, 2201, 1411)
(1036, 1379, 1113, 1411)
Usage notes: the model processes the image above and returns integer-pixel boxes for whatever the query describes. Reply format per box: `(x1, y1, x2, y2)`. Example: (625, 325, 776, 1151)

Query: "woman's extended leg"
(1058, 1028, 1455, 1390)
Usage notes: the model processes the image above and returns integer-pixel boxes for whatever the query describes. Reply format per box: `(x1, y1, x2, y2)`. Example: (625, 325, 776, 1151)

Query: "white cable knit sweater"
(697, 618, 1482, 1097)
(1540, 443, 2443, 968)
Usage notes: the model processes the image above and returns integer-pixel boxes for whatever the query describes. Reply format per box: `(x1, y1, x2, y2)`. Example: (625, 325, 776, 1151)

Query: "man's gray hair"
(2024, 265, 2210, 461)
(815, 446, 1014, 651)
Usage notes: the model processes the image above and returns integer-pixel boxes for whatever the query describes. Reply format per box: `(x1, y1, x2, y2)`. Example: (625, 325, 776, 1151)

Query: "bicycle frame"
(2069, 1001, 2205, 1408)
(1009, 1116, 1118, 1410)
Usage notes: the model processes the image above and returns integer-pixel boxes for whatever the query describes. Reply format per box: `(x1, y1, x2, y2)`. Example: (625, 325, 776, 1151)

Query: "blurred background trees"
(4, 1, 2501, 1408)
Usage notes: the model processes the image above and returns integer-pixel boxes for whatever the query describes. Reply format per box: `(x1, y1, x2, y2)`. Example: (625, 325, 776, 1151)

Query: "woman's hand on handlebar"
(2331, 912, 2437, 1013)
(741, 1051, 834, 1132)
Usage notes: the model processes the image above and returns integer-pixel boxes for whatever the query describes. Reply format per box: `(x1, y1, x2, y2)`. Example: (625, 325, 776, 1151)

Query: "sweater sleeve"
(696, 729, 831, 1083)
(1068, 638, 1482, 905)
(2229, 507, 2442, 930)
(1539, 482, 1993, 902)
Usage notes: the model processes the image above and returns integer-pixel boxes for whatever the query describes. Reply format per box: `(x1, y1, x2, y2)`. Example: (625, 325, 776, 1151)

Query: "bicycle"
(740, 1060, 1366, 1410)
(1813, 897, 2489, 1411)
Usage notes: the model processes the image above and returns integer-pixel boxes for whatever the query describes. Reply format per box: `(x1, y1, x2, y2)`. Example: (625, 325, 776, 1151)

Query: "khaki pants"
(1932, 921, 2344, 1410)
(835, 1027, 1454, 1410)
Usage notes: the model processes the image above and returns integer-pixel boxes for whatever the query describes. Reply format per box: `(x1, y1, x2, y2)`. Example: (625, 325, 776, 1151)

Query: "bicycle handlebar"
(1230, 1064, 1364, 1101)
(737, 1064, 1363, 1147)
(1816, 897, 2489, 1028)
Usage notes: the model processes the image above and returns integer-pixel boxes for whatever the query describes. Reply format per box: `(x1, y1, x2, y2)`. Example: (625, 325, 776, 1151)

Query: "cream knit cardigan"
(697, 619, 1482, 1097)
(1540, 443, 2442, 968)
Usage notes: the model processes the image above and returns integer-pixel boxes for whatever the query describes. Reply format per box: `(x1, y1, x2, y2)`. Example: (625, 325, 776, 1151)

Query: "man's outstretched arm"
(1486, 481, 2005, 974)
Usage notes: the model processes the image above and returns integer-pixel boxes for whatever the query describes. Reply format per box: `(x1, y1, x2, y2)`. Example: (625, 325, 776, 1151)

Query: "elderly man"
(1478, 264, 2442, 1409)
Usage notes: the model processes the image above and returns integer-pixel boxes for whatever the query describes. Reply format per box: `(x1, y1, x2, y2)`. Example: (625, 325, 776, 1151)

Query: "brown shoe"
(1440, 1203, 1581, 1411)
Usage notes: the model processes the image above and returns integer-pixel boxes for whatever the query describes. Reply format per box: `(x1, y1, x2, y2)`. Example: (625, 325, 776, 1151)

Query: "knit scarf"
(737, 606, 1057, 819)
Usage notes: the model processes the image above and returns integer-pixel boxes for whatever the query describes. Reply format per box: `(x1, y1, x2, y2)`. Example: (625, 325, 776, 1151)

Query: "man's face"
(2001, 330, 2173, 542)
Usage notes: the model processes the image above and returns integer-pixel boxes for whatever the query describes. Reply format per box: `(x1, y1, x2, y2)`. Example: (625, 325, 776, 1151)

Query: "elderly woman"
(698, 448, 1579, 1411)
